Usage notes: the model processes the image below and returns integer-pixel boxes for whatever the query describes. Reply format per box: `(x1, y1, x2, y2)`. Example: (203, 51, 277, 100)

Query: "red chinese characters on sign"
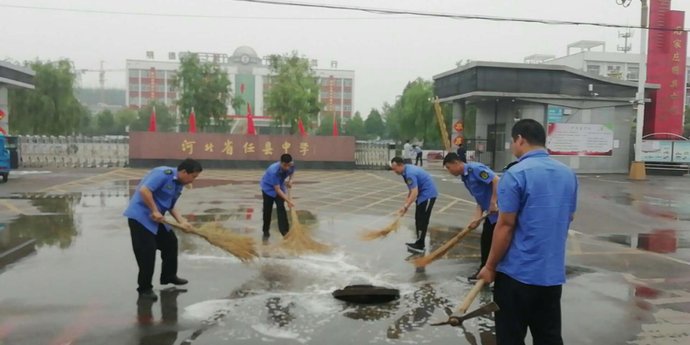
(148, 68, 156, 100)
(129, 133, 356, 163)
(644, 0, 687, 136)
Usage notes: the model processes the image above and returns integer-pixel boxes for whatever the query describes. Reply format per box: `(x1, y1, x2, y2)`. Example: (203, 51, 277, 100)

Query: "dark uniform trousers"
(129, 219, 178, 293)
(480, 219, 497, 269)
(414, 198, 436, 246)
(262, 191, 289, 236)
(494, 272, 564, 345)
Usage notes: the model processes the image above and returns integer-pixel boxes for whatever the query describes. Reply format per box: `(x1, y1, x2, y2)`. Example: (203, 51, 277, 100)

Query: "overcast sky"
(1, 0, 689, 115)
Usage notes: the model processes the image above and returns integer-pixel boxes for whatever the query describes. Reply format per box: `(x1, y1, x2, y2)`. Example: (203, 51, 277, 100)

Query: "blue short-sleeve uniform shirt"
(496, 149, 578, 286)
(124, 166, 184, 235)
(260, 162, 295, 198)
(461, 162, 498, 224)
(402, 165, 438, 204)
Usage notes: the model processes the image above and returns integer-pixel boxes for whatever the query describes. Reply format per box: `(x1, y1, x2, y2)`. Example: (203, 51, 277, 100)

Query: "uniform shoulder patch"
(406, 178, 413, 185)
(164, 169, 173, 175)
(479, 171, 490, 180)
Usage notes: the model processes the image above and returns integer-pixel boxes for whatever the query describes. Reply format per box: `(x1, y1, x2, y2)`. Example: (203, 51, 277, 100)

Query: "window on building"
(129, 97, 140, 106)
(128, 69, 140, 78)
(343, 79, 353, 86)
(129, 84, 139, 92)
(626, 65, 639, 81)
(342, 92, 352, 99)
(586, 64, 601, 76)
(607, 64, 624, 79)
(343, 104, 352, 111)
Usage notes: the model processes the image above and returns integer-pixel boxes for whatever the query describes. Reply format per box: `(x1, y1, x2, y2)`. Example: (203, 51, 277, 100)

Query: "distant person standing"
(403, 140, 413, 164)
(456, 143, 467, 163)
(478, 119, 578, 345)
(414, 145, 424, 166)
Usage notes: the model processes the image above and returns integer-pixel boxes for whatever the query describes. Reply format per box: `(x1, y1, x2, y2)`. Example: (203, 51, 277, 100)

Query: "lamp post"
(618, 0, 649, 180)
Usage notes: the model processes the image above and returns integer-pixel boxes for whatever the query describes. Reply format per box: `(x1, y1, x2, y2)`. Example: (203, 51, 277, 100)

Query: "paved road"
(0, 167, 689, 344)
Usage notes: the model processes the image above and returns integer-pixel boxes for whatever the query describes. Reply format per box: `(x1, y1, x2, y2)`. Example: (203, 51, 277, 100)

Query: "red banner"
(644, 0, 687, 136)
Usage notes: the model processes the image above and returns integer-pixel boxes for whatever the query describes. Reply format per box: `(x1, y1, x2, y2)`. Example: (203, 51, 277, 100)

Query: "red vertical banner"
(148, 67, 156, 101)
(644, 0, 687, 137)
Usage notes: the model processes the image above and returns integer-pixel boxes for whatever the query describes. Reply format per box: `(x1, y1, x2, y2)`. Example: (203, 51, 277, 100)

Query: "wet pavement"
(1, 168, 690, 344)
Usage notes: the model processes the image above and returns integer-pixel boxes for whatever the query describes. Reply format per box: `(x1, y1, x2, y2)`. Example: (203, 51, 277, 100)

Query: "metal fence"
(354, 141, 396, 169)
(18, 135, 129, 168)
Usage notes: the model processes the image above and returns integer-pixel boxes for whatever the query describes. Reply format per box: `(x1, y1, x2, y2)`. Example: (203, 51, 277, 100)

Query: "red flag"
(297, 118, 307, 137)
(148, 106, 157, 132)
(188, 108, 197, 133)
(246, 103, 256, 135)
(332, 114, 339, 136)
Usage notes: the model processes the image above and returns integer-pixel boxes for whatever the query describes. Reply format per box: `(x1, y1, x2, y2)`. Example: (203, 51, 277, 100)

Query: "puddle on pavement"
(602, 192, 690, 221)
(185, 208, 317, 226)
(0, 194, 79, 271)
(596, 229, 690, 254)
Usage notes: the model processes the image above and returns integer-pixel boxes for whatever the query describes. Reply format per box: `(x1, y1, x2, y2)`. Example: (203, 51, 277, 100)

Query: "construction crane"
(76, 61, 126, 103)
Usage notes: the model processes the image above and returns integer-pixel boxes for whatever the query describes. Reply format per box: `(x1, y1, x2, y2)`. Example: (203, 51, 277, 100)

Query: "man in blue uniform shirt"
(260, 153, 296, 240)
(124, 158, 203, 301)
(479, 119, 578, 345)
(442, 152, 499, 281)
(390, 156, 438, 253)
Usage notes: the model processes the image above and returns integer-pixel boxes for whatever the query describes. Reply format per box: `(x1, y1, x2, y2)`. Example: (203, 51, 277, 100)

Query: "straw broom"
(411, 214, 489, 268)
(360, 214, 403, 241)
(164, 219, 258, 262)
(278, 189, 331, 254)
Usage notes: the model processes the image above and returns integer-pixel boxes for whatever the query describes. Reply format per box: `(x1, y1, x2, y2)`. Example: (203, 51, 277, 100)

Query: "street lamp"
(618, 0, 649, 180)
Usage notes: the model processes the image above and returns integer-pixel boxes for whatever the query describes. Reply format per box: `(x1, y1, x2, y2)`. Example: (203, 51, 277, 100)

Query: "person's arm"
(274, 185, 294, 208)
(489, 176, 499, 213)
(399, 187, 419, 215)
(140, 186, 163, 222)
(478, 171, 520, 283)
(286, 171, 295, 189)
(169, 208, 191, 230)
(478, 212, 517, 283)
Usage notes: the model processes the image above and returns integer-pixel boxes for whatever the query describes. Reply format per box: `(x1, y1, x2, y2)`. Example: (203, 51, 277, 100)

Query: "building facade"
(531, 40, 690, 112)
(126, 47, 355, 129)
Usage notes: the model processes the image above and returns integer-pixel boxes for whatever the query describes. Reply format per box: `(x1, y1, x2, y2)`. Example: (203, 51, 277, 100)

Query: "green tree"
(9, 59, 88, 135)
(316, 114, 342, 136)
(364, 108, 386, 140)
(382, 79, 452, 148)
(265, 52, 321, 134)
(129, 101, 176, 132)
(175, 53, 238, 132)
(344, 111, 366, 139)
(115, 108, 139, 133)
(94, 109, 116, 135)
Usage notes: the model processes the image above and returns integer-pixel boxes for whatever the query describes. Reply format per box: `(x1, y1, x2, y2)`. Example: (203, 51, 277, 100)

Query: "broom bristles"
(166, 220, 258, 262)
(278, 208, 331, 254)
(360, 217, 401, 241)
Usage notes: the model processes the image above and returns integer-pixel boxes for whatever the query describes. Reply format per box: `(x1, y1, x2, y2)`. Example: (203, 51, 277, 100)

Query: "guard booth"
(434, 61, 660, 174)
(0, 61, 35, 170)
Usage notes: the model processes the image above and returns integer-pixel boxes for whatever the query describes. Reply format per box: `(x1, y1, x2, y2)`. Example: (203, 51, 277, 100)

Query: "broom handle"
(162, 218, 194, 233)
(445, 212, 490, 247)
(457, 279, 485, 314)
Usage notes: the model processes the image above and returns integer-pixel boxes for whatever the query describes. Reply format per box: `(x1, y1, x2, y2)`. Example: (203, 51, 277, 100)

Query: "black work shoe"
(160, 277, 188, 286)
(406, 243, 425, 254)
(138, 290, 158, 301)
(262, 235, 270, 245)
